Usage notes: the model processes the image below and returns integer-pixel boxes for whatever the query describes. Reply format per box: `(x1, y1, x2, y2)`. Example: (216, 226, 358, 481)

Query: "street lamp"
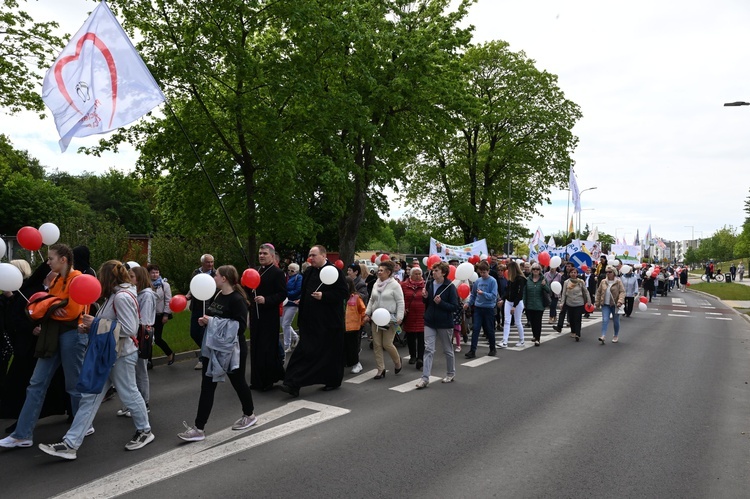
(724, 101, 750, 106)
(684, 225, 694, 240)
(577, 187, 597, 238)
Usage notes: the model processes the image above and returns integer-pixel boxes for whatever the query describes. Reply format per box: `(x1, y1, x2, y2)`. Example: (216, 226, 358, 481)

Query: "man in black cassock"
(280, 245, 348, 397)
(247, 243, 286, 391)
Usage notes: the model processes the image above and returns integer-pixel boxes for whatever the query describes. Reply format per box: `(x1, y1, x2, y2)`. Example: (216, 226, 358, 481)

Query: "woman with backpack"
(0, 244, 87, 450)
(39, 260, 154, 460)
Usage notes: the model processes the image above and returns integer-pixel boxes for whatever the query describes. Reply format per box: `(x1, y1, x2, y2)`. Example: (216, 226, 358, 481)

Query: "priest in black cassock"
(247, 243, 287, 391)
(280, 245, 348, 397)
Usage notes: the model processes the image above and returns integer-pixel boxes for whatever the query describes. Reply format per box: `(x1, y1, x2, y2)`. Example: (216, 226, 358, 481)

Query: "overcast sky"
(4, 0, 750, 244)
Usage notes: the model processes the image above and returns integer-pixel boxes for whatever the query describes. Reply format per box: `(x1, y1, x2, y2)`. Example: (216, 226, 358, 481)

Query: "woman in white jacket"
(39, 260, 154, 460)
(363, 260, 404, 379)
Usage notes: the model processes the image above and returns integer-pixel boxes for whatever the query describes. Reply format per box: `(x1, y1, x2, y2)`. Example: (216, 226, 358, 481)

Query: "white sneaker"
(232, 414, 257, 430)
(194, 360, 203, 370)
(116, 407, 131, 417)
(350, 362, 363, 374)
(125, 430, 155, 451)
(177, 422, 205, 442)
(515, 341, 525, 347)
(85, 427, 95, 436)
(498, 342, 508, 349)
(39, 441, 77, 460)
(454, 346, 461, 352)
(442, 375, 455, 383)
(0, 435, 32, 448)
(291, 334, 299, 348)
(415, 379, 428, 389)
(284, 347, 292, 354)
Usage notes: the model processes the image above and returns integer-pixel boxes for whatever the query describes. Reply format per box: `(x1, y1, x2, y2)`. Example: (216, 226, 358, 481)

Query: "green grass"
(154, 310, 298, 357)
(690, 282, 750, 301)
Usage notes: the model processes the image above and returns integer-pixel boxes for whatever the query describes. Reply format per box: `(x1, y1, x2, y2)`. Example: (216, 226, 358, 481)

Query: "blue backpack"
(76, 317, 119, 394)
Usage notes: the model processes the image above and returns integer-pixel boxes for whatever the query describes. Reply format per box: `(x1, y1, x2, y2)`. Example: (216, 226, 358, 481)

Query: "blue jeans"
(64, 350, 149, 449)
(421, 326, 455, 382)
(470, 306, 496, 351)
(601, 304, 620, 338)
(12, 328, 88, 440)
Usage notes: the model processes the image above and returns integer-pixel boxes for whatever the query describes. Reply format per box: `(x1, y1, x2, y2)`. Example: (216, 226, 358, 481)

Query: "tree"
(403, 40, 581, 248)
(734, 188, 750, 258)
(0, 0, 63, 115)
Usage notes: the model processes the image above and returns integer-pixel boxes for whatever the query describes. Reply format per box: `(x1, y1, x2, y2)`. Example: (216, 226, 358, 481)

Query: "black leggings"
(152, 313, 173, 357)
(406, 331, 424, 361)
(624, 297, 635, 317)
(344, 330, 362, 367)
(567, 305, 584, 337)
(195, 338, 254, 430)
(527, 309, 544, 341)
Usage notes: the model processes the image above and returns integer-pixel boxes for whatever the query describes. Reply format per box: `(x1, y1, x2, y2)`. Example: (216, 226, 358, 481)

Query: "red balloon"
(538, 251, 551, 267)
(370, 254, 377, 263)
(457, 283, 471, 300)
(242, 268, 261, 289)
(504, 269, 509, 279)
(307, 257, 313, 264)
(447, 265, 456, 281)
(170, 294, 187, 313)
(380, 254, 390, 262)
(686, 282, 691, 287)
(580, 264, 589, 272)
(639, 296, 648, 304)
(468, 255, 480, 264)
(68, 274, 102, 305)
(17, 226, 43, 251)
(584, 303, 595, 313)
(427, 254, 441, 268)
(334, 260, 344, 269)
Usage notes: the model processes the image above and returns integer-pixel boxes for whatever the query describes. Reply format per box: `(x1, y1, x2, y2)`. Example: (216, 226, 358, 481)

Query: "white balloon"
(320, 265, 339, 285)
(0, 263, 24, 291)
(515, 259, 523, 264)
(455, 262, 474, 281)
(620, 265, 632, 274)
(38, 222, 60, 246)
(372, 308, 391, 327)
(190, 273, 217, 301)
(550, 281, 562, 295)
(0, 238, 6, 260)
(422, 257, 428, 266)
(469, 271, 479, 283)
(606, 254, 615, 262)
(634, 263, 642, 269)
(668, 275, 674, 281)
(614, 259, 622, 267)
(550, 256, 562, 268)
(126, 261, 140, 268)
(479, 254, 488, 261)
(646, 270, 653, 277)
(375, 255, 382, 265)
(638, 302, 647, 312)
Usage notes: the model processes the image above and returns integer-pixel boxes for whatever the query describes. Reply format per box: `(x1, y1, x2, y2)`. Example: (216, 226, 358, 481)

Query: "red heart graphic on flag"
(54, 32, 118, 128)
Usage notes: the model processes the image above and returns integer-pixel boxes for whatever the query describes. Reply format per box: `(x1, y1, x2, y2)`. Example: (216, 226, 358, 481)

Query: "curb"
(686, 289, 750, 325)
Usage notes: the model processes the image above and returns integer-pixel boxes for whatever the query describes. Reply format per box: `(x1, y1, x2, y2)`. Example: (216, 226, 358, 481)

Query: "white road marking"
(670, 310, 690, 314)
(672, 298, 686, 304)
(707, 317, 731, 321)
(649, 312, 662, 316)
(51, 400, 350, 499)
(345, 369, 380, 384)
(390, 376, 443, 393)
(668, 314, 692, 318)
(462, 356, 499, 367)
(705, 312, 723, 315)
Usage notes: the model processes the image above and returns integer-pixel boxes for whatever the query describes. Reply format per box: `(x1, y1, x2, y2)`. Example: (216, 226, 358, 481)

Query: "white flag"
(42, 1, 164, 152)
(569, 167, 581, 214)
(547, 236, 556, 248)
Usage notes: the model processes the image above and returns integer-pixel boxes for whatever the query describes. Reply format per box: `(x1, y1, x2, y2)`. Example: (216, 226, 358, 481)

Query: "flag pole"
(163, 100, 250, 266)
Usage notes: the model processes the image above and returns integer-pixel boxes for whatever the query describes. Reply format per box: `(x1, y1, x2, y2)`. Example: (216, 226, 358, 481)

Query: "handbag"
(137, 324, 154, 359)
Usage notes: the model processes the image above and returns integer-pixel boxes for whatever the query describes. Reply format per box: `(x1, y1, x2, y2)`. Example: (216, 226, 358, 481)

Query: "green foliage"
(58, 215, 130, 271)
(0, 0, 63, 115)
(691, 282, 750, 301)
(404, 40, 582, 248)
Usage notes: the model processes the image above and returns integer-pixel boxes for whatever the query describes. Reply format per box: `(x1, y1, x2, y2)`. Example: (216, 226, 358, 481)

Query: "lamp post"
(576, 187, 597, 238)
(724, 101, 750, 106)
(684, 225, 694, 241)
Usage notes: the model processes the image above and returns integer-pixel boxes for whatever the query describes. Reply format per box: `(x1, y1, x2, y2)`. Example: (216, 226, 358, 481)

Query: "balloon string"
(18, 290, 29, 303)
(313, 283, 323, 293)
(253, 289, 259, 318)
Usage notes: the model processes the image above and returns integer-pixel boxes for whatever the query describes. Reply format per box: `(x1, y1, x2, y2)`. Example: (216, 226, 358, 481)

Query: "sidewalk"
(687, 275, 750, 310)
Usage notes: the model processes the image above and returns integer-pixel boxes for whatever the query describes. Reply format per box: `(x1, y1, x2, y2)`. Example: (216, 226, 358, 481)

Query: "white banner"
(42, 1, 165, 152)
(611, 244, 642, 264)
(529, 239, 602, 263)
(429, 238, 488, 262)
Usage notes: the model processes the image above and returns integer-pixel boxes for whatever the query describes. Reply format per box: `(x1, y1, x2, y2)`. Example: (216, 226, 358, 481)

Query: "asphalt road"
(2, 289, 749, 498)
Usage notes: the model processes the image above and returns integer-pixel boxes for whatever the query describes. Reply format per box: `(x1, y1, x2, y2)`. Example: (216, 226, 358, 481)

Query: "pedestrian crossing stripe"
(390, 376, 443, 393)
